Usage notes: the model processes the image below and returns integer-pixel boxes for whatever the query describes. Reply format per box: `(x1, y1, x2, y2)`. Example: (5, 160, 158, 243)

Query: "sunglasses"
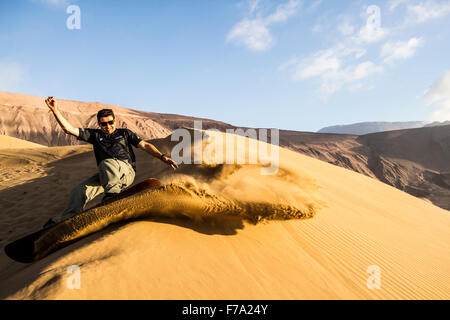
(100, 120, 115, 127)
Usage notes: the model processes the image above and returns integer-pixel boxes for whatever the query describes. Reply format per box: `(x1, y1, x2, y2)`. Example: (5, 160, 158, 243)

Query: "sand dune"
(0, 135, 46, 149)
(0, 130, 448, 300)
(3, 91, 450, 211)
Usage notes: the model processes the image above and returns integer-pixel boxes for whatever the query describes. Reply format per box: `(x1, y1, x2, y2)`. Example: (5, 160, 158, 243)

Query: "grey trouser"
(60, 158, 135, 221)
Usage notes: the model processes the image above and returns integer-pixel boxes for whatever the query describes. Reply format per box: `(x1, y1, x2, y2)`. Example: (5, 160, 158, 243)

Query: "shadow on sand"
(0, 149, 249, 299)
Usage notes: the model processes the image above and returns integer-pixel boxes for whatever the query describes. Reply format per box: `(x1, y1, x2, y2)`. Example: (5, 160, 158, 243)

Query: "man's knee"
(99, 159, 117, 174)
(70, 182, 88, 200)
(69, 175, 102, 205)
(99, 160, 120, 183)
(99, 159, 134, 189)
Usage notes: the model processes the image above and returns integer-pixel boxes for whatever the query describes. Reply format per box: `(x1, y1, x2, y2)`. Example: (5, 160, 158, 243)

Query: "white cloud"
(387, 0, 450, 27)
(428, 102, 450, 121)
(319, 61, 383, 98)
(425, 70, 450, 104)
(264, 0, 301, 24)
(381, 37, 424, 64)
(352, 61, 383, 80)
(308, 0, 322, 12)
(294, 47, 367, 80)
(349, 83, 375, 92)
(388, 0, 409, 11)
(407, 0, 450, 23)
(312, 23, 323, 33)
(293, 50, 341, 80)
(35, 0, 70, 6)
(424, 71, 450, 121)
(279, 2, 434, 99)
(249, 0, 260, 14)
(281, 44, 381, 99)
(226, 19, 274, 52)
(227, 0, 302, 52)
(0, 62, 26, 92)
(338, 20, 355, 36)
(357, 24, 388, 43)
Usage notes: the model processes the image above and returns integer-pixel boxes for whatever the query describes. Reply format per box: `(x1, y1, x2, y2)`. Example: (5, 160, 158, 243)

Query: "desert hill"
(0, 91, 237, 146)
(280, 127, 450, 210)
(0, 130, 448, 299)
(2, 91, 450, 210)
(0, 135, 46, 149)
(0, 92, 172, 146)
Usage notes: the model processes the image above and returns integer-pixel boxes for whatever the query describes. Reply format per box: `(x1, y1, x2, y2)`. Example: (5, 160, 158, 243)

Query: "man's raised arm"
(45, 96, 79, 137)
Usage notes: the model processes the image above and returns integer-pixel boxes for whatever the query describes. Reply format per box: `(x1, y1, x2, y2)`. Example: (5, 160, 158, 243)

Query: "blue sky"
(1, 0, 450, 132)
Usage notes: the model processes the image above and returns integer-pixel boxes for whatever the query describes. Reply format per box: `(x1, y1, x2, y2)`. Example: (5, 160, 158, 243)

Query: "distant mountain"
(423, 121, 450, 127)
(318, 121, 427, 135)
(0, 91, 233, 146)
(283, 125, 450, 211)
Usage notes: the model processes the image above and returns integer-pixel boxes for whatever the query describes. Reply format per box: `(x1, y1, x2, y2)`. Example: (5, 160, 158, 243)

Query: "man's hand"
(162, 156, 179, 170)
(45, 96, 57, 112)
(44, 96, 79, 137)
(137, 141, 179, 170)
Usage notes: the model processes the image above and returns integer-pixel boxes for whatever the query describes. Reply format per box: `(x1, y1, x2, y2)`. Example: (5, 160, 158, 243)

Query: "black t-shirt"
(77, 128, 143, 171)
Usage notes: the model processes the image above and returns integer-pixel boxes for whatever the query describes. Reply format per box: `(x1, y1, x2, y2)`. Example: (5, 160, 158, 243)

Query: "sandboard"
(3, 178, 162, 263)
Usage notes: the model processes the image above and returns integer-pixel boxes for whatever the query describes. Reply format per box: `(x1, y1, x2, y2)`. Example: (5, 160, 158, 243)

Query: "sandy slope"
(3, 91, 450, 212)
(0, 135, 46, 149)
(0, 133, 448, 300)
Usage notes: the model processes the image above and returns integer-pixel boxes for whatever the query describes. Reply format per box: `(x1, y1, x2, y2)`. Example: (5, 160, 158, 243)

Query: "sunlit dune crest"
(33, 129, 323, 260)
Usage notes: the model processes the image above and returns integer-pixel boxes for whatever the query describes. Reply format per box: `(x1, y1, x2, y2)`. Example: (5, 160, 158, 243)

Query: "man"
(44, 96, 178, 228)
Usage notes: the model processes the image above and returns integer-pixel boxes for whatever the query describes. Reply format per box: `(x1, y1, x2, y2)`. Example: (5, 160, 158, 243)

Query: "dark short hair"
(97, 109, 115, 122)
